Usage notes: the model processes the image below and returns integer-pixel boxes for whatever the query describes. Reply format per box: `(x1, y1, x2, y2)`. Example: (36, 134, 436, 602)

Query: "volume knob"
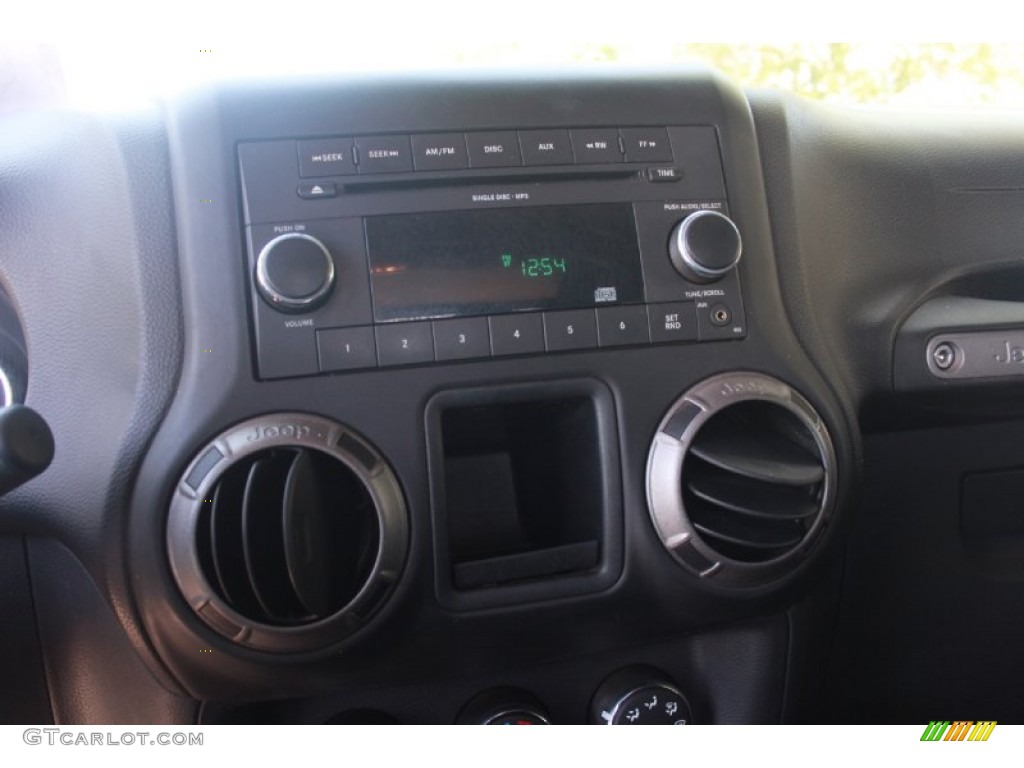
(255, 233, 336, 313)
(669, 210, 743, 283)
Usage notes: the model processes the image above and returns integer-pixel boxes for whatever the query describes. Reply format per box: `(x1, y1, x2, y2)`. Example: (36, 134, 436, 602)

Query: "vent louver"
(647, 373, 837, 588)
(683, 402, 826, 563)
(167, 415, 408, 653)
(196, 447, 380, 625)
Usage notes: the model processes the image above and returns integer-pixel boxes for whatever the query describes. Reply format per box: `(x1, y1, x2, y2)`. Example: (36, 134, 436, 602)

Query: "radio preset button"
(648, 302, 698, 344)
(544, 309, 599, 352)
(375, 322, 434, 366)
(570, 129, 623, 164)
(489, 314, 545, 356)
(356, 135, 414, 174)
(433, 317, 491, 361)
(621, 127, 673, 163)
(317, 327, 378, 372)
(298, 138, 357, 177)
(519, 129, 574, 166)
(412, 133, 470, 171)
(466, 131, 522, 168)
(597, 305, 651, 347)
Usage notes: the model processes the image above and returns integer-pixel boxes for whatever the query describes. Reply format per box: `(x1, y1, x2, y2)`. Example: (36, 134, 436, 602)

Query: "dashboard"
(1, 67, 1023, 725)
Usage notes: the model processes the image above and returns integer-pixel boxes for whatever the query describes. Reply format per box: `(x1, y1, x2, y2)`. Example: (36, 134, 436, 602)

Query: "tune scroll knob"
(255, 232, 336, 313)
(669, 210, 743, 283)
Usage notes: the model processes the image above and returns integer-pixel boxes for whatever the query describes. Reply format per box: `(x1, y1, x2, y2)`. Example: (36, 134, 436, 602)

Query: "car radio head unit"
(237, 125, 748, 379)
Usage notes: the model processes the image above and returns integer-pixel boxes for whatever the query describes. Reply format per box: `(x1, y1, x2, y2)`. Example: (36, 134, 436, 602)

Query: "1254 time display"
(502, 254, 568, 278)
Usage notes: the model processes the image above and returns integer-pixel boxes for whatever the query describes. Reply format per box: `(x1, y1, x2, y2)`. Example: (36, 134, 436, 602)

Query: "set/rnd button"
(647, 302, 698, 343)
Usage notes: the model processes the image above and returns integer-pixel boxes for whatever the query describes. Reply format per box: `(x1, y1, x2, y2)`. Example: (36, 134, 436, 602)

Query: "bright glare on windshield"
(4, 38, 1024, 112)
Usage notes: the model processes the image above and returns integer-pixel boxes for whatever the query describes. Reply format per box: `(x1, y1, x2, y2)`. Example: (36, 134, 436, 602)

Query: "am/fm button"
(412, 133, 469, 171)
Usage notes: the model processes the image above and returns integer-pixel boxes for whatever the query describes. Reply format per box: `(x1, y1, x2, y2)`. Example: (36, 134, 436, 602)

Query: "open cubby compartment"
(426, 378, 623, 610)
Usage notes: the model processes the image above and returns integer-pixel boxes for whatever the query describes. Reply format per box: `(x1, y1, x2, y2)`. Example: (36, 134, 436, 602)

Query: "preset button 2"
(375, 322, 434, 366)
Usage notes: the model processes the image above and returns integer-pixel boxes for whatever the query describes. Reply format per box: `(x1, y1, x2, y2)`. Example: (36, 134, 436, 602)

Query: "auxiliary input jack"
(710, 304, 732, 327)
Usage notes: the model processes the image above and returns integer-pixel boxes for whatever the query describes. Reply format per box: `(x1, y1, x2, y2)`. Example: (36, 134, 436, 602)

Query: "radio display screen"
(366, 203, 645, 322)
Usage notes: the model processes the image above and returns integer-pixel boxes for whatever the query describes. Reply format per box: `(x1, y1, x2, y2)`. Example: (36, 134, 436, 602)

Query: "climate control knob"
(456, 688, 551, 725)
(669, 210, 742, 283)
(590, 666, 693, 725)
(255, 232, 336, 313)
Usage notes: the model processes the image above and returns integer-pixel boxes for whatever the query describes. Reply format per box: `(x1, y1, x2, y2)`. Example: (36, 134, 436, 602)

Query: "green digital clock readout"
(501, 254, 568, 278)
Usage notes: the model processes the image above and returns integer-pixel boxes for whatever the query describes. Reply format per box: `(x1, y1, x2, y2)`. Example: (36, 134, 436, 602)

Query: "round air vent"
(167, 414, 408, 653)
(647, 372, 837, 588)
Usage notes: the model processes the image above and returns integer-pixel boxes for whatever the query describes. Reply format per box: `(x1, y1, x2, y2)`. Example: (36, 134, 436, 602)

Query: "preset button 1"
(317, 327, 377, 371)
